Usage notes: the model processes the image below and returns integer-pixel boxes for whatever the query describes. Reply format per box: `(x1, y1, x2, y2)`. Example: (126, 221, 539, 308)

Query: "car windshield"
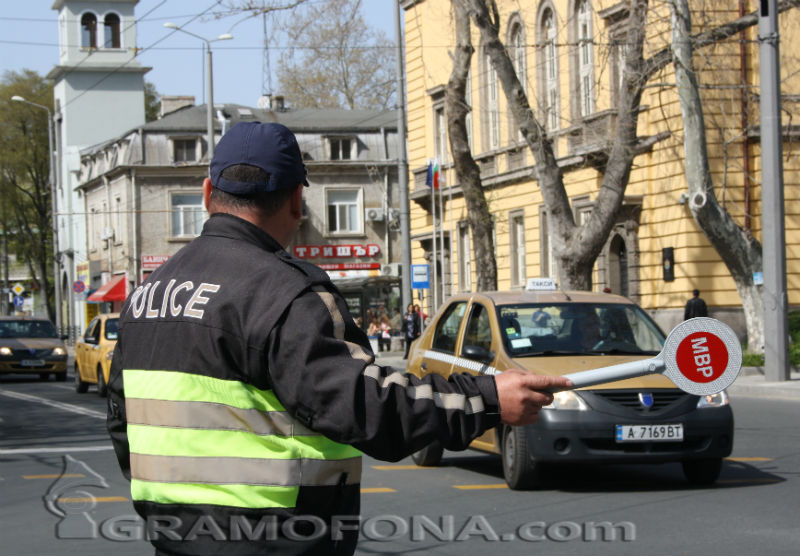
(0, 320, 58, 339)
(105, 318, 119, 341)
(497, 302, 665, 357)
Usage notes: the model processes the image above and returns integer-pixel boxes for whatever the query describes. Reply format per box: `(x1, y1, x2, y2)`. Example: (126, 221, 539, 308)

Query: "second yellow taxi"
(74, 313, 119, 397)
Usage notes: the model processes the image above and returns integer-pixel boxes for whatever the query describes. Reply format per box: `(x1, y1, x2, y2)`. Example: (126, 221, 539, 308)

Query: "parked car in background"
(0, 317, 68, 381)
(74, 313, 119, 396)
(406, 286, 734, 489)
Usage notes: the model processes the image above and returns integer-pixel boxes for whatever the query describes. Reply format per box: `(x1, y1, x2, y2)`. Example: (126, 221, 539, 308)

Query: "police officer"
(107, 121, 570, 556)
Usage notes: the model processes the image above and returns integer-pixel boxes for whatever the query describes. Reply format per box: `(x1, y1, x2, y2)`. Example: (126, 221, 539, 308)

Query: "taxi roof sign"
(525, 278, 557, 291)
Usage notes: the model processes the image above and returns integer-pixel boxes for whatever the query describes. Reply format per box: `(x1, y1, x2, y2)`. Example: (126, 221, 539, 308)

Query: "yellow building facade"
(401, 0, 800, 335)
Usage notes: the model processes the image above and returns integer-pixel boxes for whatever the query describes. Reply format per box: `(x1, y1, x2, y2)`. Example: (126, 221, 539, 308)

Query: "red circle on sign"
(675, 331, 728, 384)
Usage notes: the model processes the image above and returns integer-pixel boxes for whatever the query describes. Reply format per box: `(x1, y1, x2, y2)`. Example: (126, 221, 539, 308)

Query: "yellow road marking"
(717, 478, 781, 484)
(372, 465, 430, 470)
(725, 457, 773, 462)
(24, 473, 85, 479)
(453, 484, 508, 490)
(361, 487, 396, 493)
(58, 496, 128, 503)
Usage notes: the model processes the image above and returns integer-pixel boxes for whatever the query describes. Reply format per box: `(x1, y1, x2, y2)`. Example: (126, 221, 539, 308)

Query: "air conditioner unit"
(382, 262, 402, 277)
(365, 208, 385, 222)
(100, 227, 115, 241)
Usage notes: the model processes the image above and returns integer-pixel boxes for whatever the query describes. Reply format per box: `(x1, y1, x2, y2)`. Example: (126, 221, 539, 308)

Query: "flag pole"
(438, 182, 445, 303)
(430, 160, 438, 312)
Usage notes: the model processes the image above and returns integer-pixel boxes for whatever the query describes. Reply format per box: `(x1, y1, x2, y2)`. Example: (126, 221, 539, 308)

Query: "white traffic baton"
(554, 317, 742, 396)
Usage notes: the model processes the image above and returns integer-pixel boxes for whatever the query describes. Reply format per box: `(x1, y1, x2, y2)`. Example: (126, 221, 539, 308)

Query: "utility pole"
(759, 0, 789, 382)
(394, 0, 411, 311)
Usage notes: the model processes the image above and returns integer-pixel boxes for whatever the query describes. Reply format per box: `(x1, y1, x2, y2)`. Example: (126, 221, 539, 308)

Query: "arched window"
(576, 0, 594, 117)
(104, 13, 121, 48)
(541, 9, 559, 131)
(485, 52, 500, 150)
(509, 21, 526, 94)
(81, 13, 97, 48)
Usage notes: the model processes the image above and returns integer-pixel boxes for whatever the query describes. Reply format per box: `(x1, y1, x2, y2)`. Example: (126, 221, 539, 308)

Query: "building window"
(577, 0, 594, 117)
(81, 13, 97, 48)
(458, 221, 472, 292)
(104, 13, 121, 48)
(541, 9, 559, 131)
(485, 52, 500, 150)
(509, 19, 526, 141)
(465, 68, 474, 151)
(611, 32, 628, 105)
(171, 193, 206, 237)
(88, 207, 97, 251)
(510, 212, 526, 287)
(115, 197, 123, 244)
(434, 105, 447, 164)
(329, 137, 354, 160)
(326, 189, 361, 234)
(173, 139, 197, 163)
(539, 207, 557, 279)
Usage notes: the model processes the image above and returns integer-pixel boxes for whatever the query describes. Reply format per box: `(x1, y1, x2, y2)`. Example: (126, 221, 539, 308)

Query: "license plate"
(20, 359, 46, 367)
(615, 424, 684, 442)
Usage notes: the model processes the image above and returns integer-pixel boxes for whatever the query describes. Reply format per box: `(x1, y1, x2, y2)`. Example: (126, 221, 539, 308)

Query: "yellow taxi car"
(406, 285, 733, 489)
(74, 313, 119, 396)
(0, 317, 68, 381)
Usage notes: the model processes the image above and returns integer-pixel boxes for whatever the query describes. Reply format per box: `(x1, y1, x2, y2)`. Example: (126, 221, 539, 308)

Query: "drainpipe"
(740, 0, 752, 230)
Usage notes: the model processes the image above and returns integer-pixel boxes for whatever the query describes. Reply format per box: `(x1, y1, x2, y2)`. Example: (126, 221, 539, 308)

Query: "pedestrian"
(107, 121, 570, 556)
(378, 315, 392, 352)
(401, 302, 420, 359)
(684, 288, 709, 320)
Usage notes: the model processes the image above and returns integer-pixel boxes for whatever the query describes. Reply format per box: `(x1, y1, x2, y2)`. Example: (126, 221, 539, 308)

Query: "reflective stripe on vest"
(124, 369, 362, 509)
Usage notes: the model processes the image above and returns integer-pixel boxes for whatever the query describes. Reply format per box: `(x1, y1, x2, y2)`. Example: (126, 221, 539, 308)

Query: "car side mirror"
(462, 345, 494, 362)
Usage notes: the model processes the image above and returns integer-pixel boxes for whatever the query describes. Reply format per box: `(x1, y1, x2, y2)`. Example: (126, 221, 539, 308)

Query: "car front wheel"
(411, 440, 443, 467)
(96, 366, 108, 398)
(75, 363, 89, 393)
(502, 426, 540, 490)
(682, 458, 722, 485)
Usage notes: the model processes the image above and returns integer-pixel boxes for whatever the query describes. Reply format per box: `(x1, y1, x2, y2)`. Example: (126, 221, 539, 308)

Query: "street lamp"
(10, 95, 61, 330)
(163, 23, 233, 159)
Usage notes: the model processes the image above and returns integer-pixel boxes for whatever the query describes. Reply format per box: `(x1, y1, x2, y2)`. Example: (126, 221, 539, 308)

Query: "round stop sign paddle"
(555, 317, 742, 396)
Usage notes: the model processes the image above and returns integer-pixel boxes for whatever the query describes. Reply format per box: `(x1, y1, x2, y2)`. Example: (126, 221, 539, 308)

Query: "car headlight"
(105, 351, 114, 361)
(696, 390, 729, 408)
(0, 346, 11, 356)
(543, 390, 589, 411)
(52, 347, 66, 356)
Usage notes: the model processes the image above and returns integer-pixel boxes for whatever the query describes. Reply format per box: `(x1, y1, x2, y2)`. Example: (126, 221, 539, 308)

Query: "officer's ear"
(203, 178, 213, 212)
(288, 183, 303, 220)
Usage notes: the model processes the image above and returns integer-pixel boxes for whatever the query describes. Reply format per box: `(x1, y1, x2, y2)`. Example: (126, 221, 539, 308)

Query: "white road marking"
(0, 445, 113, 455)
(0, 389, 105, 420)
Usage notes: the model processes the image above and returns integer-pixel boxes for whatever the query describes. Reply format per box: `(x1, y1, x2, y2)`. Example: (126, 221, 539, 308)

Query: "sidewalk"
(373, 352, 800, 401)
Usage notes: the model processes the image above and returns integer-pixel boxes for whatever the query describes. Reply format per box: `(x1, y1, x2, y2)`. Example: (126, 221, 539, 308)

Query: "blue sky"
(0, 0, 399, 108)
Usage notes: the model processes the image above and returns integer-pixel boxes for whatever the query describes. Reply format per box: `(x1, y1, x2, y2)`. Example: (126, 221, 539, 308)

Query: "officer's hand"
(495, 369, 573, 426)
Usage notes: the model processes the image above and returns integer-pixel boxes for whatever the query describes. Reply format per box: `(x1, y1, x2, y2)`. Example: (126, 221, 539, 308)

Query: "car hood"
(510, 354, 677, 390)
(0, 338, 63, 350)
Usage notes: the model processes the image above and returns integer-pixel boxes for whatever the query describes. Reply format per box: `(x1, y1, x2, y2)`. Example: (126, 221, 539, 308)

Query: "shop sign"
(142, 255, 171, 270)
(317, 263, 381, 271)
(293, 244, 381, 259)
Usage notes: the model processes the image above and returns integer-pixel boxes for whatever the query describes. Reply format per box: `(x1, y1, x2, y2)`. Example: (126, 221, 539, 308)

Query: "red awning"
(87, 275, 127, 302)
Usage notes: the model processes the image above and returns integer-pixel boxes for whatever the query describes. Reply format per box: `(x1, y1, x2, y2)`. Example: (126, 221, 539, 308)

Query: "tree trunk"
(670, 0, 764, 351)
(447, 1, 497, 291)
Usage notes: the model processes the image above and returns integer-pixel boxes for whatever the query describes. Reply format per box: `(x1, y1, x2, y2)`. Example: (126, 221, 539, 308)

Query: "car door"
(76, 318, 99, 382)
(420, 300, 468, 378)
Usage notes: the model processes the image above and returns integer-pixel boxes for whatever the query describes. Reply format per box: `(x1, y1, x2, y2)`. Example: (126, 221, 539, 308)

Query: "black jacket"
(107, 213, 500, 556)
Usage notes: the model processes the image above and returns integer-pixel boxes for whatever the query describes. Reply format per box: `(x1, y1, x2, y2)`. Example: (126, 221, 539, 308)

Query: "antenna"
(258, 8, 273, 109)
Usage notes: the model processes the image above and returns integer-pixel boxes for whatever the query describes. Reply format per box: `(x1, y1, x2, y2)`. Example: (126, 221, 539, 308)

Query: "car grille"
(11, 348, 53, 358)
(591, 390, 689, 412)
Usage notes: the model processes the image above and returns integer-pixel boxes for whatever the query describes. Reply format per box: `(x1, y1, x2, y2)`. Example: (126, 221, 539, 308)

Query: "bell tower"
(48, 0, 150, 334)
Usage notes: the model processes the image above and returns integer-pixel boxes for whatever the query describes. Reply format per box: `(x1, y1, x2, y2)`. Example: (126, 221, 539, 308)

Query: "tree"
(144, 81, 161, 122)
(273, 0, 396, 110)
(0, 70, 55, 320)
(446, 0, 797, 348)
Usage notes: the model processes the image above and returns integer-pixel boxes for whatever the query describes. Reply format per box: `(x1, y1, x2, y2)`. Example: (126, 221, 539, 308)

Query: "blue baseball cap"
(209, 121, 309, 195)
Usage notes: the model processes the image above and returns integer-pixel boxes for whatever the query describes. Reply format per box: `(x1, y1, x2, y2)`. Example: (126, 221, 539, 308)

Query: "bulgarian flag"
(425, 159, 440, 189)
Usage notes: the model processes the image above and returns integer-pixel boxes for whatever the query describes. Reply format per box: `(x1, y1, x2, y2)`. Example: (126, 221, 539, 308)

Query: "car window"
(463, 303, 493, 352)
(84, 319, 99, 342)
(0, 320, 57, 338)
(497, 302, 665, 356)
(432, 301, 467, 354)
(105, 318, 119, 341)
